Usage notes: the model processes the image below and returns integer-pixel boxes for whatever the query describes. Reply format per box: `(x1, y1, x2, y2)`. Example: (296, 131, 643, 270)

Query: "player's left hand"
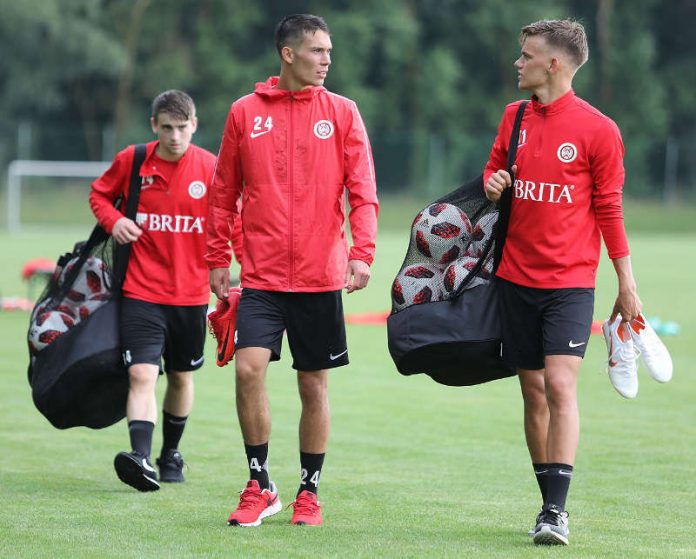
(345, 259, 370, 294)
(611, 288, 642, 323)
(210, 267, 231, 300)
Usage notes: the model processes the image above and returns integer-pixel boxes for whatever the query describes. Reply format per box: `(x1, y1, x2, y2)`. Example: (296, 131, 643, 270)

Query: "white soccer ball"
(74, 296, 107, 321)
(392, 263, 444, 311)
(467, 212, 498, 258)
(60, 256, 111, 306)
(412, 203, 472, 267)
(28, 310, 75, 354)
(30, 300, 51, 323)
(443, 256, 488, 295)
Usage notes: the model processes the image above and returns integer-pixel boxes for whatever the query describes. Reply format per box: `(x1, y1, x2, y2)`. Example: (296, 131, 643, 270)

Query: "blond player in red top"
(484, 20, 642, 545)
(91, 91, 225, 492)
(207, 14, 378, 526)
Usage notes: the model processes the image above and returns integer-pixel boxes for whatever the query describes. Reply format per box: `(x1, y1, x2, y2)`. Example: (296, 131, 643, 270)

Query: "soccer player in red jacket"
(207, 14, 378, 526)
(484, 20, 642, 545)
(90, 91, 225, 492)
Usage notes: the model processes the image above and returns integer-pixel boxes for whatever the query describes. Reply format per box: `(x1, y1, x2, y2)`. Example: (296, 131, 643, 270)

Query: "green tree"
(0, 0, 125, 159)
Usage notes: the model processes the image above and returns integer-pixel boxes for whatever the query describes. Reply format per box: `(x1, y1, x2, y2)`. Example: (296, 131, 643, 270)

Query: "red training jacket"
(207, 76, 379, 292)
(90, 141, 227, 305)
(484, 90, 629, 289)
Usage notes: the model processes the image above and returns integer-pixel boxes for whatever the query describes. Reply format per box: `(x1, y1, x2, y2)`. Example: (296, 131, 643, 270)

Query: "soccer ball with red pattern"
(60, 256, 110, 303)
(412, 203, 472, 267)
(466, 212, 498, 257)
(443, 256, 488, 295)
(75, 297, 107, 321)
(28, 310, 75, 354)
(58, 256, 111, 320)
(392, 263, 444, 311)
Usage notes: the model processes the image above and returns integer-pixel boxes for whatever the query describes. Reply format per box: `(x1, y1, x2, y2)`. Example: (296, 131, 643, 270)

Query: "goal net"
(6, 160, 111, 233)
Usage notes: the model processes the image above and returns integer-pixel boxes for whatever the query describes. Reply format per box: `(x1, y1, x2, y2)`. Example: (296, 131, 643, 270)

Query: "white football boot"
(602, 316, 639, 399)
(628, 313, 673, 383)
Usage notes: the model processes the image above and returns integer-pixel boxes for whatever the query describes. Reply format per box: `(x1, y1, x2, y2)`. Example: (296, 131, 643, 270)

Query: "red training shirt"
(484, 90, 630, 289)
(90, 141, 219, 306)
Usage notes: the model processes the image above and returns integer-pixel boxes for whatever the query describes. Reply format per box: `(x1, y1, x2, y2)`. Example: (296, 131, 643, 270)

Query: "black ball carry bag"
(27, 144, 146, 429)
(387, 102, 528, 386)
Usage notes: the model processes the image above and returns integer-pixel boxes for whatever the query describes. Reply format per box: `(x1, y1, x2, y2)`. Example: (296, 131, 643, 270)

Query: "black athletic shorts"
(235, 288, 348, 371)
(120, 297, 207, 373)
(498, 278, 594, 370)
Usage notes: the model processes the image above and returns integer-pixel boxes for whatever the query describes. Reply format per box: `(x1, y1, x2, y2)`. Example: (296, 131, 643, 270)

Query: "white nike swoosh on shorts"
(568, 341, 586, 348)
(329, 349, 348, 361)
(190, 356, 205, 367)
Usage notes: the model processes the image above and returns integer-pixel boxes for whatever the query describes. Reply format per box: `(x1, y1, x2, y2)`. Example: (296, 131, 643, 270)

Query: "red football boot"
(208, 287, 242, 366)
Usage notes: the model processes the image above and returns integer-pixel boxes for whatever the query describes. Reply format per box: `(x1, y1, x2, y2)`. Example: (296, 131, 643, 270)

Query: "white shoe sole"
(229, 499, 283, 527)
(603, 319, 639, 398)
(629, 314, 673, 383)
(533, 526, 568, 546)
(114, 452, 160, 492)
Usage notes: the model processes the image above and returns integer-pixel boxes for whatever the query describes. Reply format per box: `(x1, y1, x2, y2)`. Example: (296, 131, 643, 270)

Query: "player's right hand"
(484, 165, 516, 203)
(210, 267, 230, 300)
(112, 217, 143, 245)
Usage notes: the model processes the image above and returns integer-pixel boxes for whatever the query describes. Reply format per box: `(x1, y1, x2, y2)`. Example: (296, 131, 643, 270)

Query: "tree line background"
(1, 0, 694, 199)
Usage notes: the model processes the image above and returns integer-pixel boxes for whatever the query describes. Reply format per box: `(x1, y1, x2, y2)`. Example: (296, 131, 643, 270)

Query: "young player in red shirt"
(90, 91, 221, 491)
(207, 14, 378, 526)
(484, 20, 642, 545)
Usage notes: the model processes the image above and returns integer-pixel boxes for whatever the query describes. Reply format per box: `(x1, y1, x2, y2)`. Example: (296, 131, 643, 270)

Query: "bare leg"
(297, 370, 330, 453)
(518, 368, 550, 463)
(126, 363, 159, 422)
(163, 371, 194, 416)
(544, 355, 581, 464)
(235, 347, 272, 445)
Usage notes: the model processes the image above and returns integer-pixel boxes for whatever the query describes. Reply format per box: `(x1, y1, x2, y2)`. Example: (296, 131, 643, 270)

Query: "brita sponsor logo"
(513, 180, 575, 204)
(135, 213, 205, 233)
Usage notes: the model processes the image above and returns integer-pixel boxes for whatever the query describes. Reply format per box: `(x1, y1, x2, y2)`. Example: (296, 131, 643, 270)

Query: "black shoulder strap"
(113, 144, 147, 289)
(124, 144, 147, 220)
(506, 101, 528, 175)
(493, 101, 529, 271)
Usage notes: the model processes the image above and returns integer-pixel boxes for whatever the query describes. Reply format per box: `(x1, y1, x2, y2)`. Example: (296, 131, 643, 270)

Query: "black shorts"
(120, 297, 207, 373)
(498, 279, 594, 370)
(236, 288, 348, 371)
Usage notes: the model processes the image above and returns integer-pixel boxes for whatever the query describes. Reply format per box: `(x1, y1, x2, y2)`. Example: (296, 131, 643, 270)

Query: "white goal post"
(6, 160, 111, 233)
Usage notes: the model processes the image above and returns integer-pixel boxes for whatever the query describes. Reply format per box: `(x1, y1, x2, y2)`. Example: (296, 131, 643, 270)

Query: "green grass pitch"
(0, 211, 695, 557)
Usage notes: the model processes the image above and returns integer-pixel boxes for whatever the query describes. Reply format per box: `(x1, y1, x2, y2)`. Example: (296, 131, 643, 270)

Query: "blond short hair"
(520, 19, 589, 69)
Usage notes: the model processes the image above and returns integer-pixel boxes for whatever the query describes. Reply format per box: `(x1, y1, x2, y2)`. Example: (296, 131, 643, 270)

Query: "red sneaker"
(290, 490, 323, 526)
(227, 480, 282, 527)
(208, 287, 242, 367)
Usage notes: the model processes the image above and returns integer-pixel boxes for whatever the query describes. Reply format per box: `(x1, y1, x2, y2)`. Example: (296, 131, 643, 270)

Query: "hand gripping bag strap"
(112, 143, 147, 290)
(493, 101, 528, 271)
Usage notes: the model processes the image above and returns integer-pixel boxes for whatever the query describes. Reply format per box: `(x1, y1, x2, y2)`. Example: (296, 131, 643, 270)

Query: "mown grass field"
(0, 198, 694, 558)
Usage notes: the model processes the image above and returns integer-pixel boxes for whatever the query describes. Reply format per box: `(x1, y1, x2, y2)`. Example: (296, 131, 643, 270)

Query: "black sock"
(128, 420, 154, 459)
(161, 410, 188, 455)
(545, 463, 573, 511)
(244, 443, 269, 489)
(299, 452, 325, 496)
(533, 462, 550, 503)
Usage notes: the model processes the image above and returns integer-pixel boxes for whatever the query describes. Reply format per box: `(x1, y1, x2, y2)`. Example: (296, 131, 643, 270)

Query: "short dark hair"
(520, 19, 589, 69)
(274, 14, 330, 55)
(151, 90, 196, 122)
